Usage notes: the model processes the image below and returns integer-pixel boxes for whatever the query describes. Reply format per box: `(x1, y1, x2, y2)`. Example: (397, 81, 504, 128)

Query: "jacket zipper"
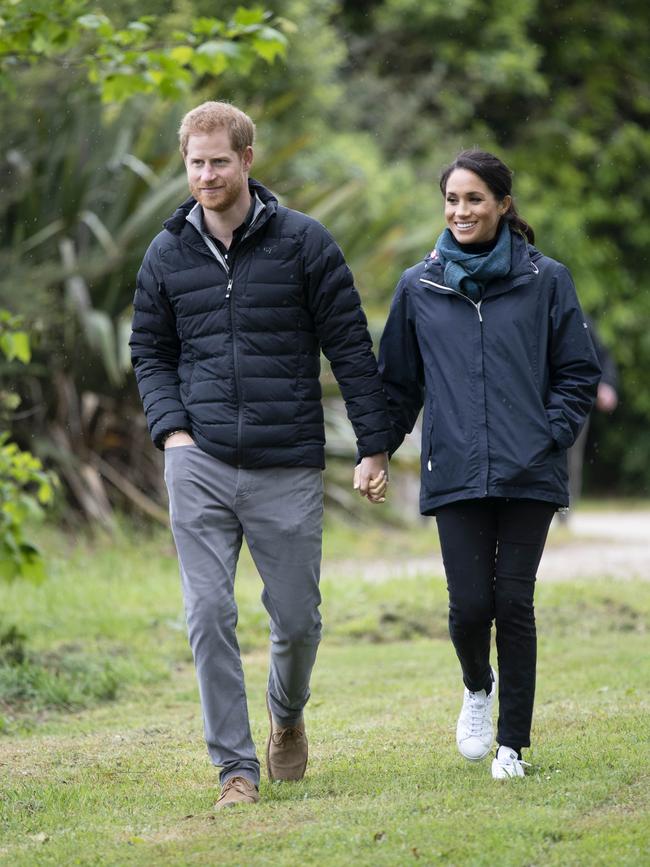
(199, 205, 267, 467)
(225, 207, 268, 465)
(420, 276, 486, 488)
(227, 269, 244, 467)
(419, 277, 483, 321)
(200, 246, 241, 464)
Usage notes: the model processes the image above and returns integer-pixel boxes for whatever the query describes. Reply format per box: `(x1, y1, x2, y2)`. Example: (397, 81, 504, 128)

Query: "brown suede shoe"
(266, 692, 308, 782)
(214, 776, 260, 809)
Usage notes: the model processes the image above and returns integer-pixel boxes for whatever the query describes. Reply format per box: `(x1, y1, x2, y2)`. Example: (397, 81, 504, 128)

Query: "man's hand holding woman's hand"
(353, 452, 389, 504)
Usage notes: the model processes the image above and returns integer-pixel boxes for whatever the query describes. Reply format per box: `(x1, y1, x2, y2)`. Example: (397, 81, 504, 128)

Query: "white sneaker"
(491, 746, 530, 779)
(456, 668, 496, 761)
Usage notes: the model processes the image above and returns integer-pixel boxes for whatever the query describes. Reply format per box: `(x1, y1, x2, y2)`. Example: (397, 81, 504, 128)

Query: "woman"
(378, 149, 601, 778)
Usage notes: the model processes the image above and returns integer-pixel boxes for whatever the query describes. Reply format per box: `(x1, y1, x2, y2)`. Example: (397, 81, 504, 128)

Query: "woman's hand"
(353, 453, 389, 503)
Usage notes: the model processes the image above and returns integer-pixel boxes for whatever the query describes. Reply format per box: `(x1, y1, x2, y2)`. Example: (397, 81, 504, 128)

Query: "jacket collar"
(185, 192, 265, 238)
(422, 231, 541, 297)
(162, 178, 278, 246)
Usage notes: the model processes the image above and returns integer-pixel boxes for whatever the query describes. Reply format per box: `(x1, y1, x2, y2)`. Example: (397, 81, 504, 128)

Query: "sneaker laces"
(496, 749, 531, 771)
(500, 757, 531, 770)
(503, 759, 530, 777)
(466, 691, 490, 735)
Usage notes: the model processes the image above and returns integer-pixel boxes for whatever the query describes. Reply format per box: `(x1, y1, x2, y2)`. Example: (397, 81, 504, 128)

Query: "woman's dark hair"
(439, 149, 535, 244)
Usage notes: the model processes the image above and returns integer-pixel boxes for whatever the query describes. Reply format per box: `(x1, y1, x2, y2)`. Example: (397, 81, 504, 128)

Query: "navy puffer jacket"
(130, 179, 391, 468)
(378, 231, 601, 513)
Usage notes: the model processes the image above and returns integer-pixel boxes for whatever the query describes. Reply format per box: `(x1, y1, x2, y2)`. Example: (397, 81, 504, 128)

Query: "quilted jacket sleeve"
(303, 221, 391, 457)
(129, 244, 191, 449)
(377, 277, 425, 456)
(546, 264, 601, 449)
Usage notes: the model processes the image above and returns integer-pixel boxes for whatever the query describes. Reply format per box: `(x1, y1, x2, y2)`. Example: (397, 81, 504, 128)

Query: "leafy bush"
(0, 1, 288, 102)
(0, 311, 57, 581)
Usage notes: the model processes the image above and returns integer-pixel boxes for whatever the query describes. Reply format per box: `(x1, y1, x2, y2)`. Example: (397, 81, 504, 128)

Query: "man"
(130, 101, 390, 808)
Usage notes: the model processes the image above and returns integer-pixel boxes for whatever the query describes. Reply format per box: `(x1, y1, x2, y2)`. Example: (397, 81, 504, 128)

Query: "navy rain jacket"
(130, 179, 391, 468)
(378, 231, 601, 513)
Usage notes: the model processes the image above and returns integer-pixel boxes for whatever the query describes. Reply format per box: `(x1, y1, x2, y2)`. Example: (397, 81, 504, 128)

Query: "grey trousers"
(164, 445, 323, 787)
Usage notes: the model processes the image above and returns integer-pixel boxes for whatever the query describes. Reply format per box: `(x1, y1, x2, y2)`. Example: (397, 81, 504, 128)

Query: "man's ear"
(242, 145, 254, 172)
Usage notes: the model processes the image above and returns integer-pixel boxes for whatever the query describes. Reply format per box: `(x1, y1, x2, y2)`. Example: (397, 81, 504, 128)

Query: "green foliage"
(2, 0, 650, 513)
(1, 0, 411, 516)
(338, 0, 545, 161)
(0, 310, 30, 365)
(0, 434, 55, 583)
(0, 312, 56, 582)
(0, 0, 288, 101)
(338, 0, 650, 495)
(516, 0, 650, 494)
(0, 0, 299, 522)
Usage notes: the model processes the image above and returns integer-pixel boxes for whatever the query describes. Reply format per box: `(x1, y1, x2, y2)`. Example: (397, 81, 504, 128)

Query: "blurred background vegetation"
(1, 0, 649, 531)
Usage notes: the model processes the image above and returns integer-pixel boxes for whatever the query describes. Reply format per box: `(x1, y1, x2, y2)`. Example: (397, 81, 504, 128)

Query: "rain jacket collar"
(421, 230, 541, 299)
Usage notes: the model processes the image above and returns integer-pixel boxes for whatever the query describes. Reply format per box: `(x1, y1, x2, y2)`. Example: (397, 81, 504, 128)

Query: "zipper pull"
(226, 278, 233, 299)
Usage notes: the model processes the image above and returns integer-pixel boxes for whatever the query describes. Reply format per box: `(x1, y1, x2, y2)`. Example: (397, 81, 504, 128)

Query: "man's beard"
(190, 175, 245, 213)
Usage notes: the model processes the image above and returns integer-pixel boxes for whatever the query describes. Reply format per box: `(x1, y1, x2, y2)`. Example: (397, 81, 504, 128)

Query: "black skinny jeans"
(435, 498, 555, 750)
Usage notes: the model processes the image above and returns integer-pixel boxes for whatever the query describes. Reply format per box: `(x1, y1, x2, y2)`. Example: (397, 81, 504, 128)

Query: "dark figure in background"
(567, 316, 619, 508)
(376, 149, 601, 779)
(130, 101, 390, 809)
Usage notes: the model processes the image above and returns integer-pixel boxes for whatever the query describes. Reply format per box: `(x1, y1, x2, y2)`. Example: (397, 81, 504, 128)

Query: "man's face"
(184, 129, 253, 214)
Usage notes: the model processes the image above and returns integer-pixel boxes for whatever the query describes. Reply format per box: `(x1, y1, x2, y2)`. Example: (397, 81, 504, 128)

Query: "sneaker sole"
(458, 742, 493, 762)
(491, 761, 525, 779)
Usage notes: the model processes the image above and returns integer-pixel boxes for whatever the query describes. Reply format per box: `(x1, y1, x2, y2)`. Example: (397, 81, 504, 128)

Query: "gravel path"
(541, 511, 650, 581)
(325, 511, 650, 583)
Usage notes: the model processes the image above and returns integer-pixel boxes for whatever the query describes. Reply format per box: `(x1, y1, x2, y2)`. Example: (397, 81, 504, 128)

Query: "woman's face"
(444, 168, 511, 244)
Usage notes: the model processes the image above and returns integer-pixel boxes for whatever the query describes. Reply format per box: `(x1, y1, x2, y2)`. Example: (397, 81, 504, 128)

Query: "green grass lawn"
(0, 519, 649, 865)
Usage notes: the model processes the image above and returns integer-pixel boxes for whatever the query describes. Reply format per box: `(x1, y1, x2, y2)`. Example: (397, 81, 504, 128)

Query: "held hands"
(353, 452, 389, 504)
